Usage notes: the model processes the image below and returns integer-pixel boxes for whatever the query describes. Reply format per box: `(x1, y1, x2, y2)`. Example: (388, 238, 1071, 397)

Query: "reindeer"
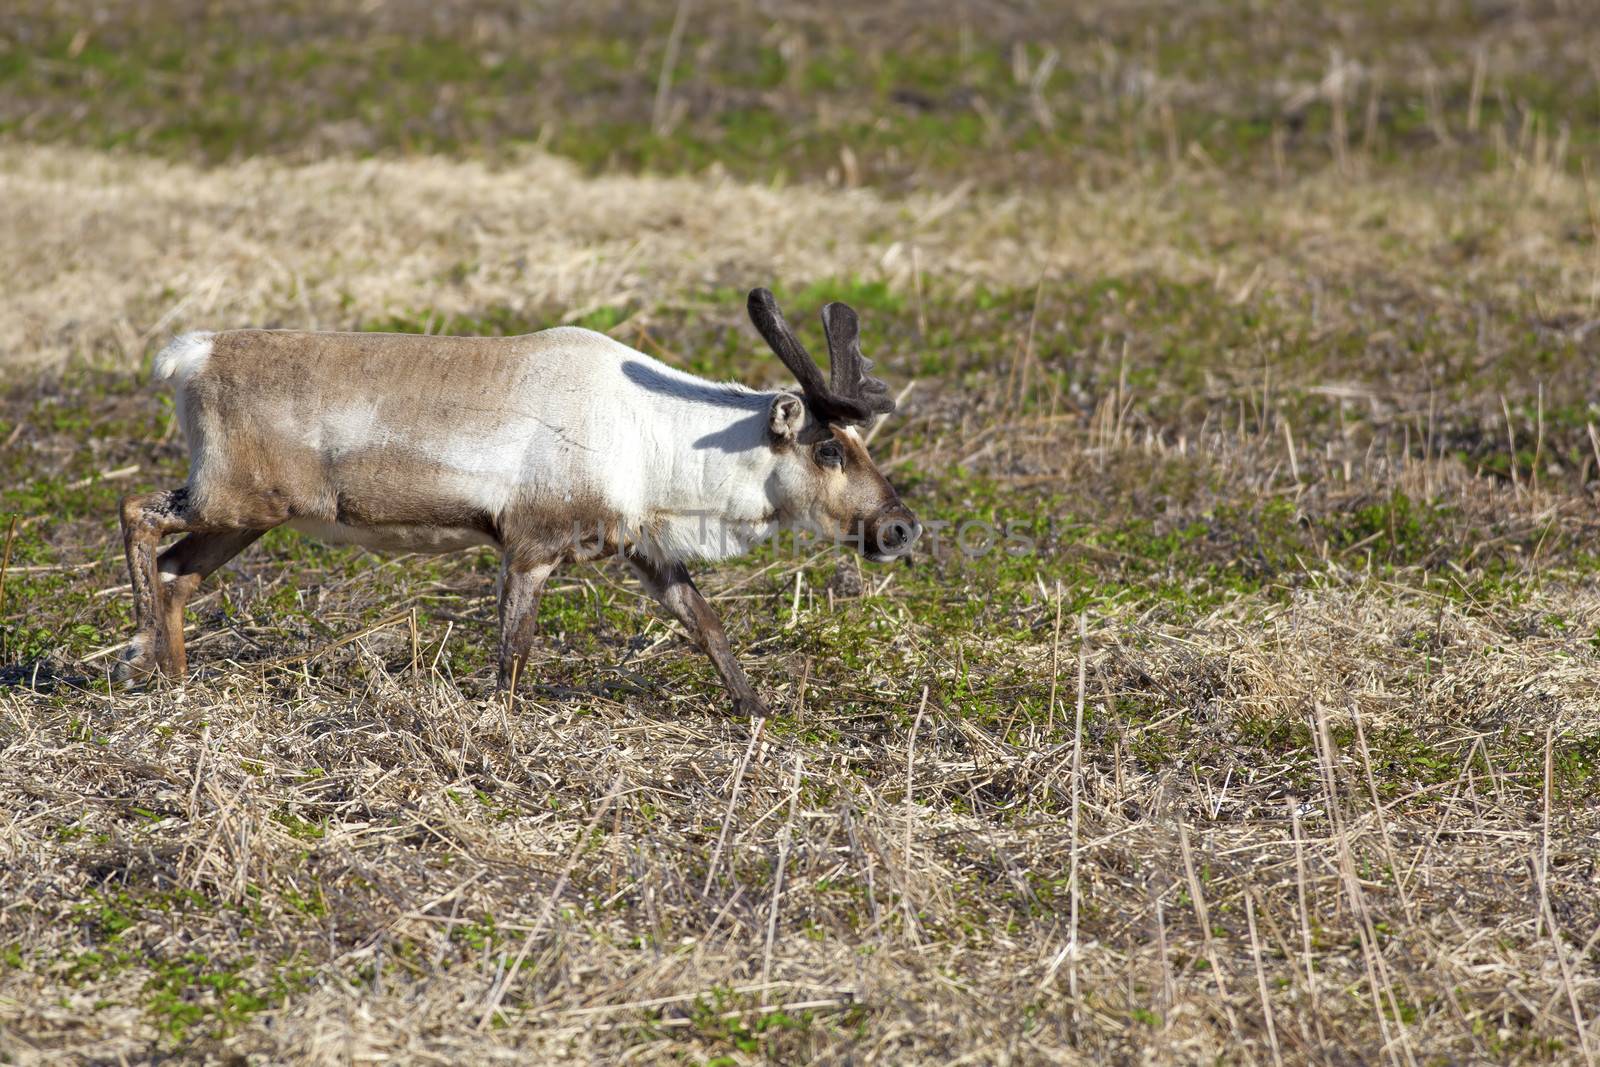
(116, 288, 921, 717)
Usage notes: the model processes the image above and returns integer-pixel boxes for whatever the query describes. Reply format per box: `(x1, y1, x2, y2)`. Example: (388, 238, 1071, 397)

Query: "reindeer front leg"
(498, 555, 556, 690)
(627, 553, 770, 718)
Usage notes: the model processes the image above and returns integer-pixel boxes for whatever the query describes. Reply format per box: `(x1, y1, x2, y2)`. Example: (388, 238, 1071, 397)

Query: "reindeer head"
(748, 288, 922, 562)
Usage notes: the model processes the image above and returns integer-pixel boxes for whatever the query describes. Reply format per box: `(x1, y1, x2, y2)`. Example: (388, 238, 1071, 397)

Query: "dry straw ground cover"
(4, 144, 1599, 377)
(4, 570, 1600, 1064)
(6, 1, 1600, 1063)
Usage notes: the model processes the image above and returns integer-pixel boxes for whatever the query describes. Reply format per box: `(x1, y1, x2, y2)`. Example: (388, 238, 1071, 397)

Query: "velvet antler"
(747, 288, 895, 425)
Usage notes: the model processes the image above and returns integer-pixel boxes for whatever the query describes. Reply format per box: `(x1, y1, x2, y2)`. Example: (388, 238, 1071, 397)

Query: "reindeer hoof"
(112, 635, 157, 683)
(732, 695, 772, 720)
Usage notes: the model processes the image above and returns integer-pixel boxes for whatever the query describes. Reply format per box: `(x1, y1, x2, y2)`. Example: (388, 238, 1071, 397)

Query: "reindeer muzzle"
(863, 503, 922, 562)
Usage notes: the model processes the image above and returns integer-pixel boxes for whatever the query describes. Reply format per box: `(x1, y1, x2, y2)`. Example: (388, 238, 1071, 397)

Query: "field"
(5, 1, 1600, 1062)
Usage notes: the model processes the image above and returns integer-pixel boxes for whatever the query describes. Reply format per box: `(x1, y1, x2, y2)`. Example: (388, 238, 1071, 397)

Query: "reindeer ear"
(768, 393, 806, 443)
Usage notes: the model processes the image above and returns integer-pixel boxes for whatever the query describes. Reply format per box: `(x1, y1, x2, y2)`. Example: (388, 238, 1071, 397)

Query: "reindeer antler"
(819, 302, 894, 418)
(747, 288, 896, 425)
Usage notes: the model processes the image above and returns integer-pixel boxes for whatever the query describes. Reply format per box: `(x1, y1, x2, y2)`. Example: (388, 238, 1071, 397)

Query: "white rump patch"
(151, 332, 214, 383)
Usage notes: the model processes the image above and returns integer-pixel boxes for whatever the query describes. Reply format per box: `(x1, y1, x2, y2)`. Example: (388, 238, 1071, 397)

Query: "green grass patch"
(5, 3, 1598, 186)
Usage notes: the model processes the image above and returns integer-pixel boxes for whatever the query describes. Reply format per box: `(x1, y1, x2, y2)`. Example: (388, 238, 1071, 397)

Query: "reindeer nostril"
(883, 520, 911, 550)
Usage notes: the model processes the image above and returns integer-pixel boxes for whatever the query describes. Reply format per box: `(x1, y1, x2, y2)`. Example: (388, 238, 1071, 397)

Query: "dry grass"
(4, 143, 1598, 375)
(4, 560, 1599, 1062)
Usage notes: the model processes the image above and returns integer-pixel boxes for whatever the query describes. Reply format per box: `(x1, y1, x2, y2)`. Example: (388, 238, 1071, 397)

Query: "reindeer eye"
(815, 440, 844, 468)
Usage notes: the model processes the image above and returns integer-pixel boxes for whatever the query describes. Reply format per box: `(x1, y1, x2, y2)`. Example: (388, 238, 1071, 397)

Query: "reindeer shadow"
(0, 659, 99, 693)
(619, 360, 771, 454)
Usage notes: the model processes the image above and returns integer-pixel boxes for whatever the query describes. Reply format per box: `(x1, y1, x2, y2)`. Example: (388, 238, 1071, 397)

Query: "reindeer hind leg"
(155, 528, 268, 676)
(117, 487, 274, 681)
(117, 489, 187, 681)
